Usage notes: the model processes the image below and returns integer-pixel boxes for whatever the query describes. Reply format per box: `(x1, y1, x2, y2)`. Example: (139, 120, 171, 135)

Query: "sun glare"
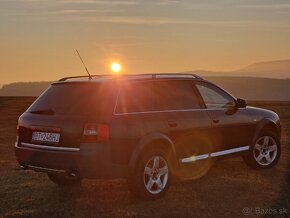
(110, 62, 122, 74)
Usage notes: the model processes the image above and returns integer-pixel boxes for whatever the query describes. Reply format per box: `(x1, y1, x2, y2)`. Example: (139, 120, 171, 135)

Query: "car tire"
(127, 148, 171, 200)
(47, 173, 83, 186)
(243, 130, 281, 170)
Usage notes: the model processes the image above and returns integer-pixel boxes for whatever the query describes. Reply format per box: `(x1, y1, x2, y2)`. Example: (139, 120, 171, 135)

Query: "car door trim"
(180, 146, 250, 163)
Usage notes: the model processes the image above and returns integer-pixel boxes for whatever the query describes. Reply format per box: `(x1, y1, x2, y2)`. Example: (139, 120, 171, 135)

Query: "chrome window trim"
(115, 108, 207, 115)
(114, 107, 245, 116)
(19, 142, 80, 152)
(180, 146, 250, 163)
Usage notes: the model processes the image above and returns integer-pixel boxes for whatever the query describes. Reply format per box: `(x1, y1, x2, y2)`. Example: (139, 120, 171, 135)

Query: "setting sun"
(110, 62, 122, 74)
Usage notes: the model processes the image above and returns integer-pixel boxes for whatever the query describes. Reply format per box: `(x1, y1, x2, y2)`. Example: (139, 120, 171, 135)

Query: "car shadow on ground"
(22, 155, 288, 218)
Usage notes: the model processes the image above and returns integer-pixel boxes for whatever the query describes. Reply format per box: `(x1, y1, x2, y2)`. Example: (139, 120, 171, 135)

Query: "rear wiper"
(30, 108, 54, 115)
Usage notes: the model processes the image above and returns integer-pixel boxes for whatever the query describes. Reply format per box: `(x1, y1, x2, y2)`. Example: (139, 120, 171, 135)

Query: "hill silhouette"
(0, 82, 51, 97)
(1, 59, 290, 100)
(191, 59, 290, 79)
(233, 59, 290, 78)
(205, 76, 290, 101)
(0, 77, 289, 101)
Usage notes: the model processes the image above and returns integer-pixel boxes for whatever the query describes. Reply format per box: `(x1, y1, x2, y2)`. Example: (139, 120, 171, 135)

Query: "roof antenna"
(76, 49, 92, 80)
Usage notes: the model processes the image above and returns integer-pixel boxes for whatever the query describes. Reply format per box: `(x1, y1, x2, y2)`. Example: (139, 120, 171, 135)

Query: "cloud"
(44, 9, 97, 15)
(64, 16, 273, 27)
(238, 3, 290, 9)
(1, 0, 180, 6)
(2, 0, 290, 29)
(58, 0, 137, 5)
(153, 0, 181, 5)
(97, 16, 192, 25)
(29, 9, 123, 15)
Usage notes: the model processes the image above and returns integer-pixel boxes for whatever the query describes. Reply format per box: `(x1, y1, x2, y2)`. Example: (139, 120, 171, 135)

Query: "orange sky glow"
(0, 0, 290, 84)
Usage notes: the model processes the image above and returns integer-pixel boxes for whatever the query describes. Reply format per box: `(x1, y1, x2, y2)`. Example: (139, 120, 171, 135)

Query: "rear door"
(152, 80, 213, 159)
(194, 81, 254, 152)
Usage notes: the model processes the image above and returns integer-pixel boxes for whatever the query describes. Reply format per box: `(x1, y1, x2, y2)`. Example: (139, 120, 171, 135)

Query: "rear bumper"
(15, 140, 128, 179)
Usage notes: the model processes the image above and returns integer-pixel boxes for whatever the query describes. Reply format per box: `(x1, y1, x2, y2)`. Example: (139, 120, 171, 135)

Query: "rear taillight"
(82, 123, 109, 143)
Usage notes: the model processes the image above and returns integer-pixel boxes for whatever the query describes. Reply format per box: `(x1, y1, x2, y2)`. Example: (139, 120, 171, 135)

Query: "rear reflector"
(82, 123, 109, 143)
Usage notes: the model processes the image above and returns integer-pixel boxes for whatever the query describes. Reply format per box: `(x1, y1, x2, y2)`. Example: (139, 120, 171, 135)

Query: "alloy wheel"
(253, 136, 278, 166)
(143, 155, 169, 194)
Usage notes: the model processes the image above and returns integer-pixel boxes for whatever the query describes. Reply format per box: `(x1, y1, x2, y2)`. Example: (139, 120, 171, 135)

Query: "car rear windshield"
(27, 82, 113, 116)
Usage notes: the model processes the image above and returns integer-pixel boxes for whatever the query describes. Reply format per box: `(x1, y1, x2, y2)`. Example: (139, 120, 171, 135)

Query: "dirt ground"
(0, 97, 289, 218)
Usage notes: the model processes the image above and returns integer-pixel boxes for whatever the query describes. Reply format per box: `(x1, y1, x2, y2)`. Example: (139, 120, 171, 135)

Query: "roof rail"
(123, 73, 203, 80)
(155, 73, 203, 80)
(58, 73, 203, 82)
(58, 74, 104, 81)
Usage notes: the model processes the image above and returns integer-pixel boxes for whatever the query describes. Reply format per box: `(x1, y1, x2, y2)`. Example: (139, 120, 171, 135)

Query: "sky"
(0, 0, 290, 84)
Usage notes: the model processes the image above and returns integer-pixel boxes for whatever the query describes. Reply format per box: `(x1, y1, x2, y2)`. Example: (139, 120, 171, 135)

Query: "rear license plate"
(32, 132, 60, 143)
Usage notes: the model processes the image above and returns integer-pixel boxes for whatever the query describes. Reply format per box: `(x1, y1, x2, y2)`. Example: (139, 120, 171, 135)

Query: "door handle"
(213, 119, 220, 124)
(168, 122, 177, 128)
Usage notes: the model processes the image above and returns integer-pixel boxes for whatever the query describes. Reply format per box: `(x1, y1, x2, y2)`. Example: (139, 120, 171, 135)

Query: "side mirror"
(236, 98, 247, 108)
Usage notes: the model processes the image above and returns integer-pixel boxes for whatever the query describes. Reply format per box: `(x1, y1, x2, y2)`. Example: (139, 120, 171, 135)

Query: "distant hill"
(233, 59, 290, 78)
(0, 77, 289, 101)
(205, 77, 290, 101)
(0, 82, 51, 96)
(191, 59, 290, 79)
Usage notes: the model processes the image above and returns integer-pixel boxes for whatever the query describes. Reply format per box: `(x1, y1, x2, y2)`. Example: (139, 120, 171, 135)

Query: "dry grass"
(0, 97, 289, 218)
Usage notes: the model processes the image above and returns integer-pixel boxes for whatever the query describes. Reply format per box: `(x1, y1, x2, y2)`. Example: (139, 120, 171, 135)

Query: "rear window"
(115, 80, 201, 113)
(27, 82, 113, 116)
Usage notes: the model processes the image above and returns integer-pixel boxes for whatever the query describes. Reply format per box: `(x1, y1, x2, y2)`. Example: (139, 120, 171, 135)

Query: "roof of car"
(55, 73, 204, 84)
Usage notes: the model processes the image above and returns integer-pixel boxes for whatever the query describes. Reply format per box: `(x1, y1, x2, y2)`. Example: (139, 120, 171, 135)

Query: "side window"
(115, 80, 201, 114)
(115, 81, 155, 113)
(195, 82, 236, 109)
(154, 80, 201, 110)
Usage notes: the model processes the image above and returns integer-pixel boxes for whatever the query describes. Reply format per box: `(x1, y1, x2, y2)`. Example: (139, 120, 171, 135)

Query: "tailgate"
(18, 113, 86, 148)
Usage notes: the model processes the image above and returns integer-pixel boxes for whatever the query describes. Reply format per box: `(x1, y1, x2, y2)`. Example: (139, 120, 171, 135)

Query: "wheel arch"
(128, 132, 177, 173)
(253, 118, 281, 144)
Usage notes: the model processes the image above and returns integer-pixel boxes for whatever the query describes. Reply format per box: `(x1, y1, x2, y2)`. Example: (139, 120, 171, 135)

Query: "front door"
(194, 81, 255, 154)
